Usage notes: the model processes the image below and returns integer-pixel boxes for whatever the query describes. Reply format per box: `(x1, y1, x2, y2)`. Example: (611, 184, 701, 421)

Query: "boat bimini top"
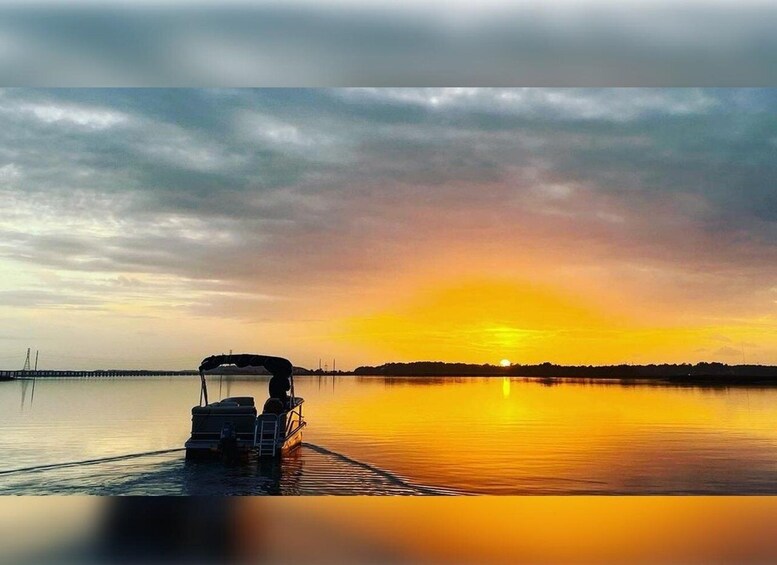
(198, 354, 294, 406)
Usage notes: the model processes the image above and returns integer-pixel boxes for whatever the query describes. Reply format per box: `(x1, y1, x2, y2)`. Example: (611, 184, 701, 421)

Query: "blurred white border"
(0, 0, 775, 85)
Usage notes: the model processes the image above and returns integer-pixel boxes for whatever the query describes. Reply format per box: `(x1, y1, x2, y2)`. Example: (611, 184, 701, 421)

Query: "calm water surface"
(1, 375, 777, 494)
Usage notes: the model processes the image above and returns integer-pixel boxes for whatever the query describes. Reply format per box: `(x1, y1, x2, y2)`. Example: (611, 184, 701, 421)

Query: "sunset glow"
(1, 88, 776, 369)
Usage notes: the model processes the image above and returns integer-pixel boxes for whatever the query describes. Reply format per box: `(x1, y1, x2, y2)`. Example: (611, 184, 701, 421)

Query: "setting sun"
(4, 89, 777, 369)
(500, 359, 511, 367)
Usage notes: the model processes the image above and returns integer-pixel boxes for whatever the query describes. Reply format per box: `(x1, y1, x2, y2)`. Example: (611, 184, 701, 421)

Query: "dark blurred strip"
(1, 2, 776, 86)
(4, 497, 777, 564)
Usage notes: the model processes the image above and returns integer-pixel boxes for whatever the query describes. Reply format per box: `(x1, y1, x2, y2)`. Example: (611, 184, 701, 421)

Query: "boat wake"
(0, 448, 186, 477)
(302, 442, 463, 495)
(0, 444, 460, 495)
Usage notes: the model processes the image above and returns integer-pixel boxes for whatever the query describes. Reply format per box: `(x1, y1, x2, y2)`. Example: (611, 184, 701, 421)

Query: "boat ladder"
(255, 418, 278, 456)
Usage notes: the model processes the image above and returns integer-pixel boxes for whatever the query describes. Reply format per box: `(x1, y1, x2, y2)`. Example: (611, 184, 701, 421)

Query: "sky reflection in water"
(2, 375, 777, 494)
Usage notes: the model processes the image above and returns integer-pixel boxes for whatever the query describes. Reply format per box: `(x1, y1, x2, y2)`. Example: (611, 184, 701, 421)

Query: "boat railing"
(286, 398, 305, 439)
(254, 398, 306, 450)
(281, 398, 305, 440)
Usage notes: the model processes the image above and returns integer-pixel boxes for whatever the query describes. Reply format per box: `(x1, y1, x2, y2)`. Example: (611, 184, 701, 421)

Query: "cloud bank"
(1, 88, 776, 367)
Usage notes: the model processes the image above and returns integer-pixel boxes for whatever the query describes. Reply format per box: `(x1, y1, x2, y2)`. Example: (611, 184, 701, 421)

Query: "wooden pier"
(0, 369, 196, 380)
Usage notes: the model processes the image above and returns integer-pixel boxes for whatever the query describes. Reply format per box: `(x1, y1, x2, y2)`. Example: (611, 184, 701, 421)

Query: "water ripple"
(0, 444, 454, 496)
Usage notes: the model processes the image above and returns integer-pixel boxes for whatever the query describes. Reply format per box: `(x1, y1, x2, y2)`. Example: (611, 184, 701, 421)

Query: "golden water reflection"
(295, 376, 777, 493)
(3, 375, 777, 493)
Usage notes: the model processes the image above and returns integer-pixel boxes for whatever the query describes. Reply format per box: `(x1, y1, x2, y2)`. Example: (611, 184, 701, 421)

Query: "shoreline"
(4, 371, 777, 387)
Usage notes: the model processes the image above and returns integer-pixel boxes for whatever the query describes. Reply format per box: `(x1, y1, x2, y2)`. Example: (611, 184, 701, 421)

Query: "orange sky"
(1, 88, 776, 369)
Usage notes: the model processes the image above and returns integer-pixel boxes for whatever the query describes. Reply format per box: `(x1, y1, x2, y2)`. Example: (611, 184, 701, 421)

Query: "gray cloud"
(713, 346, 746, 359)
(1, 88, 777, 319)
(0, 289, 104, 310)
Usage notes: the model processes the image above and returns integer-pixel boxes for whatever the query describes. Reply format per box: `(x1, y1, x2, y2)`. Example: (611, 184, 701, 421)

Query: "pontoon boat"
(184, 354, 306, 460)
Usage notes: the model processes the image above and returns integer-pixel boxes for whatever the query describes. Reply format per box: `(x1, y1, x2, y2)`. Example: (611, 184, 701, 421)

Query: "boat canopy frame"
(197, 354, 295, 407)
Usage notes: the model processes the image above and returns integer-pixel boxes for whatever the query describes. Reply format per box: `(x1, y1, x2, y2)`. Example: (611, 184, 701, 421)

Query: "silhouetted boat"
(184, 354, 306, 460)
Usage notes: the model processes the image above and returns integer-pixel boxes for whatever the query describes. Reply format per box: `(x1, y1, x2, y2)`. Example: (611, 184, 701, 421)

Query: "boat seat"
(190, 402, 257, 437)
(192, 404, 255, 415)
(262, 398, 285, 414)
(222, 396, 255, 407)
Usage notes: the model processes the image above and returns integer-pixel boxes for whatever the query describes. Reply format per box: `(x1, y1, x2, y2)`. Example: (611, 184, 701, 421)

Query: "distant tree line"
(353, 361, 777, 379)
